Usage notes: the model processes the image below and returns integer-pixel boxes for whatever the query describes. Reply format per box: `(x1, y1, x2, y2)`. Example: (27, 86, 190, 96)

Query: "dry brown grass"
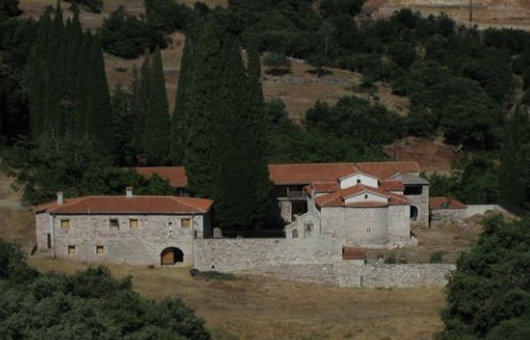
(28, 255, 446, 340)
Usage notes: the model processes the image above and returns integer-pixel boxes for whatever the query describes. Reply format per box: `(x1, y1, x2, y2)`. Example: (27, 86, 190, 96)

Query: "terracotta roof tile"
(379, 180, 405, 191)
(135, 167, 188, 188)
(268, 161, 420, 185)
(429, 197, 466, 210)
(343, 247, 366, 260)
(136, 162, 421, 188)
(315, 185, 409, 208)
(37, 196, 213, 214)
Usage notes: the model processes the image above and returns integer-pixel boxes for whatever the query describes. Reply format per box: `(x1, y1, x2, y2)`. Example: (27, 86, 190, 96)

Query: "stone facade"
(36, 213, 210, 266)
(406, 184, 430, 225)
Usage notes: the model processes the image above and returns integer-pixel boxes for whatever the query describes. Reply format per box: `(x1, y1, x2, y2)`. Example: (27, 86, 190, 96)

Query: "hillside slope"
(365, 0, 530, 30)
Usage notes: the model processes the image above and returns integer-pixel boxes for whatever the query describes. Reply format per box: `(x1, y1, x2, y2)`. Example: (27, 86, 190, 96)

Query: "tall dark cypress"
(498, 107, 530, 210)
(131, 53, 151, 155)
(184, 17, 223, 197)
(170, 34, 193, 164)
(86, 33, 112, 149)
(211, 36, 271, 229)
(144, 46, 170, 163)
(74, 32, 93, 134)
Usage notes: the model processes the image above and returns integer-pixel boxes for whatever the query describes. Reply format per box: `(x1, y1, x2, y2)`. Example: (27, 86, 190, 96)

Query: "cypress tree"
(211, 35, 271, 229)
(184, 17, 223, 197)
(131, 52, 151, 156)
(85, 33, 113, 150)
(74, 32, 93, 134)
(169, 34, 193, 164)
(144, 46, 170, 163)
(498, 107, 530, 210)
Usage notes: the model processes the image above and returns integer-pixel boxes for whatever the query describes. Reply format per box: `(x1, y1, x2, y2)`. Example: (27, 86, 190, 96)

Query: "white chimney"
(57, 192, 63, 205)
(126, 187, 133, 198)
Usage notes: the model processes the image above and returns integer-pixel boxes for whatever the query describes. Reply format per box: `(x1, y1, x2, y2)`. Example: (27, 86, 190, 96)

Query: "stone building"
(35, 188, 213, 266)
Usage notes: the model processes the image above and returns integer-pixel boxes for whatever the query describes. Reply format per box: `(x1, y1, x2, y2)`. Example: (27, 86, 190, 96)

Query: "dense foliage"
(101, 5, 166, 59)
(0, 238, 210, 339)
(438, 216, 530, 339)
(64, 0, 103, 13)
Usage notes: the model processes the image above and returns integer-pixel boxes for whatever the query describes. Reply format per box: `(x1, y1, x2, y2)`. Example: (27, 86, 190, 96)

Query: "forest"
(1, 0, 530, 224)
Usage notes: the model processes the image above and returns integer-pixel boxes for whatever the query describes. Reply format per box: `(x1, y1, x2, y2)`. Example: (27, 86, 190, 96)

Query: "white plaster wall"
(344, 192, 388, 204)
(321, 207, 389, 245)
(340, 173, 378, 189)
(464, 204, 509, 218)
(36, 213, 207, 266)
(387, 205, 410, 243)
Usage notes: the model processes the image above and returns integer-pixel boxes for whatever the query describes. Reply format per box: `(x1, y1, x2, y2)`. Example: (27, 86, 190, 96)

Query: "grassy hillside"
(29, 256, 446, 340)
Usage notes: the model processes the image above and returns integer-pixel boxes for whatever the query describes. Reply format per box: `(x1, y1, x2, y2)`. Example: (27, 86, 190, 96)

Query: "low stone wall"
(193, 238, 341, 272)
(465, 204, 509, 218)
(337, 263, 455, 288)
(193, 239, 455, 288)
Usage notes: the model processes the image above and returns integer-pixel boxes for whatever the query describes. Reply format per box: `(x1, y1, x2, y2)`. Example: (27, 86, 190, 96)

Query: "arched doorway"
(410, 206, 418, 221)
(160, 247, 184, 266)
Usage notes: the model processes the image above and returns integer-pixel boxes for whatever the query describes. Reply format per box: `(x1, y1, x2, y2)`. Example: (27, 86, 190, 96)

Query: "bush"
(189, 269, 236, 281)
(262, 52, 291, 75)
(101, 6, 167, 59)
(430, 251, 445, 263)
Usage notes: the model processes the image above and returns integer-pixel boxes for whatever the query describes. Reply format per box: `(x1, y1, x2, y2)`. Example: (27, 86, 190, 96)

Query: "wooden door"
(161, 250, 174, 265)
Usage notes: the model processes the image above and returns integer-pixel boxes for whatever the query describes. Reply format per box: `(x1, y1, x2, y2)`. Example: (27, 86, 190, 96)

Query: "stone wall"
(36, 212, 207, 266)
(337, 262, 455, 288)
(406, 184, 429, 226)
(464, 204, 509, 218)
(193, 238, 341, 271)
(431, 208, 467, 225)
(193, 239, 455, 288)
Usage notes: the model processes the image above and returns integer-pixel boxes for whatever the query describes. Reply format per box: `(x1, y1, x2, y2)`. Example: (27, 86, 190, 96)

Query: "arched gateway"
(160, 247, 184, 266)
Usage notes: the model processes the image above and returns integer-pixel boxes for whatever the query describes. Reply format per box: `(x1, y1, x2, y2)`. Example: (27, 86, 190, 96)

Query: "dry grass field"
(28, 256, 446, 340)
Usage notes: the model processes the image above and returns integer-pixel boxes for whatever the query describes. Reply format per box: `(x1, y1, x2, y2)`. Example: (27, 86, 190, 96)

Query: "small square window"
(96, 245, 104, 255)
(68, 245, 76, 255)
(181, 218, 191, 228)
(61, 219, 70, 229)
(109, 219, 119, 229)
(364, 194, 368, 199)
(356, 179, 361, 184)
(129, 219, 138, 229)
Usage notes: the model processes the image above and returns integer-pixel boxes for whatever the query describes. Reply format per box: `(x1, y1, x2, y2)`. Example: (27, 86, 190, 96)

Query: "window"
(304, 223, 313, 238)
(60, 219, 70, 229)
(96, 245, 105, 255)
(47, 234, 51, 249)
(68, 245, 76, 255)
(181, 218, 191, 228)
(292, 229, 298, 238)
(109, 219, 119, 230)
(364, 194, 368, 199)
(129, 219, 138, 229)
(356, 179, 361, 184)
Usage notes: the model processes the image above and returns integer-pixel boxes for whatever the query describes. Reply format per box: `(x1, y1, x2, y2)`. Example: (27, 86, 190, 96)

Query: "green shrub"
(430, 251, 445, 263)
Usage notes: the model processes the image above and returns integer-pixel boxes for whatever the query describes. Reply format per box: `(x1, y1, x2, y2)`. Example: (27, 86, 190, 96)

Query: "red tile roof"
(135, 167, 188, 188)
(268, 161, 420, 185)
(343, 247, 366, 260)
(36, 196, 213, 214)
(379, 180, 405, 191)
(356, 161, 420, 179)
(315, 185, 409, 208)
(136, 162, 421, 188)
(268, 163, 357, 185)
(429, 197, 466, 210)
